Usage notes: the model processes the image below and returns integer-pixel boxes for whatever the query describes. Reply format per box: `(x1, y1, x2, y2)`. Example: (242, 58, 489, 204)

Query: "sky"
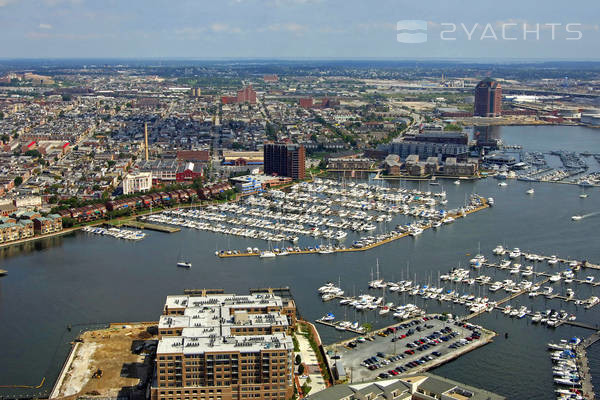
(0, 0, 599, 60)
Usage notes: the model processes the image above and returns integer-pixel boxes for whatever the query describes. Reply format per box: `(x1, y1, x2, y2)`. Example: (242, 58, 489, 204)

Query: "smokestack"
(144, 123, 149, 161)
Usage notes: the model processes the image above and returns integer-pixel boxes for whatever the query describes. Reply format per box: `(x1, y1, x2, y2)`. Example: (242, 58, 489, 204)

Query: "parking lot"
(328, 316, 491, 382)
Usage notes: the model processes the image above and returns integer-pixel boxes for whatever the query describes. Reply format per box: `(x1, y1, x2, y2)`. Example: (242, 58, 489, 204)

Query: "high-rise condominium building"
(152, 292, 297, 400)
(263, 143, 305, 180)
(474, 78, 502, 117)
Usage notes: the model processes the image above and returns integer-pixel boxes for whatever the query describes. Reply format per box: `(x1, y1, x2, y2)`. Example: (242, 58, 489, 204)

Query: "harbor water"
(0, 125, 599, 399)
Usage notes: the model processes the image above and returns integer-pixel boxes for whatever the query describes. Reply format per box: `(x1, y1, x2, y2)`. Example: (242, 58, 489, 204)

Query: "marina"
(81, 226, 147, 241)
(140, 178, 492, 259)
(0, 128, 599, 400)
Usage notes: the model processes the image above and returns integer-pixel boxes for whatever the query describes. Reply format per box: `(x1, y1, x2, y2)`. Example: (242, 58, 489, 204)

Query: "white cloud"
(210, 23, 242, 34)
(39, 23, 53, 29)
(264, 23, 307, 33)
(42, 0, 83, 5)
(0, 0, 19, 7)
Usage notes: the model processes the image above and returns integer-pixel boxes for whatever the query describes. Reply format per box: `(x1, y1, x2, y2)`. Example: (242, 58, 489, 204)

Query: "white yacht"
(509, 248, 521, 259)
(571, 215, 582, 221)
(177, 261, 192, 268)
(526, 188, 535, 195)
(498, 182, 507, 187)
(453, 180, 460, 185)
(548, 255, 559, 265)
(493, 245, 506, 255)
(259, 251, 277, 258)
(549, 273, 562, 282)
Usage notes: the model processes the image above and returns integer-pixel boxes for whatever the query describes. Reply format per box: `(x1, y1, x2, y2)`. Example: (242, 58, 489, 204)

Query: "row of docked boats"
(549, 338, 585, 398)
(82, 226, 146, 240)
(317, 313, 367, 333)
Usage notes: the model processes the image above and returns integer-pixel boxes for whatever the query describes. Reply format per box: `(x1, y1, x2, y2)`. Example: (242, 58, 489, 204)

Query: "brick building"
(152, 292, 297, 400)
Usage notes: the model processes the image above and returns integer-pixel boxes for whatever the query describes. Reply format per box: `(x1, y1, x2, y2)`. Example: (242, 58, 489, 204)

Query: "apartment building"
(152, 292, 297, 400)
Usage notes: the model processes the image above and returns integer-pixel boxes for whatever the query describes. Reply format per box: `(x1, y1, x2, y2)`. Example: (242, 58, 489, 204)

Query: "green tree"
(62, 217, 75, 228)
(445, 123, 462, 131)
(295, 354, 301, 365)
(14, 176, 23, 186)
(25, 149, 42, 158)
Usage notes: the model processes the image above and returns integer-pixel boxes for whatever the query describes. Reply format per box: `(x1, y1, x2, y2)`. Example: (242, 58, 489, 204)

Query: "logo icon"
(397, 20, 428, 43)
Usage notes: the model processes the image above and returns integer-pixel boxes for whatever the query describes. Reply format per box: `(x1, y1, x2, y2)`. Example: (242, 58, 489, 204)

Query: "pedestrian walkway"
(296, 333, 326, 395)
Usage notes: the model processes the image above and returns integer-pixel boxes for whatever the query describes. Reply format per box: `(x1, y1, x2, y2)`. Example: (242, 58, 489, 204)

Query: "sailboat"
(177, 249, 192, 268)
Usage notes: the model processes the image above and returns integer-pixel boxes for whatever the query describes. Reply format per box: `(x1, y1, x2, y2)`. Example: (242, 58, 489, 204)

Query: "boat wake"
(580, 211, 600, 219)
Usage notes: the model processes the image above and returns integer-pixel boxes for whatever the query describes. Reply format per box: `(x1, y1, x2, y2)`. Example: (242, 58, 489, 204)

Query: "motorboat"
(176, 261, 192, 268)
(321, 313, 335, 322)
(572, 215, 582, 221)
(526, 188, 535, 195)
(493, 245, 506, 255)
(509, 248, 521, 259)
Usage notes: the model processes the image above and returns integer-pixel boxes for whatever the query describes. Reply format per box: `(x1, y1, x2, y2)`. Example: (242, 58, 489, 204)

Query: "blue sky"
(0, 0, 599, 59)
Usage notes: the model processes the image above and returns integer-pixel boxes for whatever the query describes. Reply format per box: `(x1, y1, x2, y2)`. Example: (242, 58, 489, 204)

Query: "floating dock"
(119, 220, 180, 233)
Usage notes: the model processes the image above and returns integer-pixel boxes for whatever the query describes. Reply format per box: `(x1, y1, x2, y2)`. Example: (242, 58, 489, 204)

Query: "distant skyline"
(0, 0, 599, 60)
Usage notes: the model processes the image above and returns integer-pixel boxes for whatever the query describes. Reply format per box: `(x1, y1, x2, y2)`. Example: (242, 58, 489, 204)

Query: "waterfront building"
(0, 219, 34, 243)
(263, 142, 306, 180)
(444, 157, 478, 176)
(230, 174, 291, 195)
(473, 125, 502, 150)
(390, 140, 468, 161)
(32, 214, 62, 234)
(306, 374, 505, 400)
(152, 292, 297, 400)
(122, 172, 153, 195)
(326, 157, 373, 171)
(474, 78, 502, 117)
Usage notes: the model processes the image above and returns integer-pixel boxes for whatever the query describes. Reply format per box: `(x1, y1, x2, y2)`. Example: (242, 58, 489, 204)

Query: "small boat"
(453, 180, 461, 185)
(177, 261, 192, 268)
(0, 269, 6, 277)
(259, 251, 277, 258)
(498, 182, 507, 187)
(321, 313, 335, 322)
(571, 215, 582, 221)
(580, 193, 588, 198)
(526, 188, 535, 195)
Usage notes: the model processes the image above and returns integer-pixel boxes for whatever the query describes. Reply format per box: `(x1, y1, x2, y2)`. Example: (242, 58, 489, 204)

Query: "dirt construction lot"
(54, 323, 157, 399)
